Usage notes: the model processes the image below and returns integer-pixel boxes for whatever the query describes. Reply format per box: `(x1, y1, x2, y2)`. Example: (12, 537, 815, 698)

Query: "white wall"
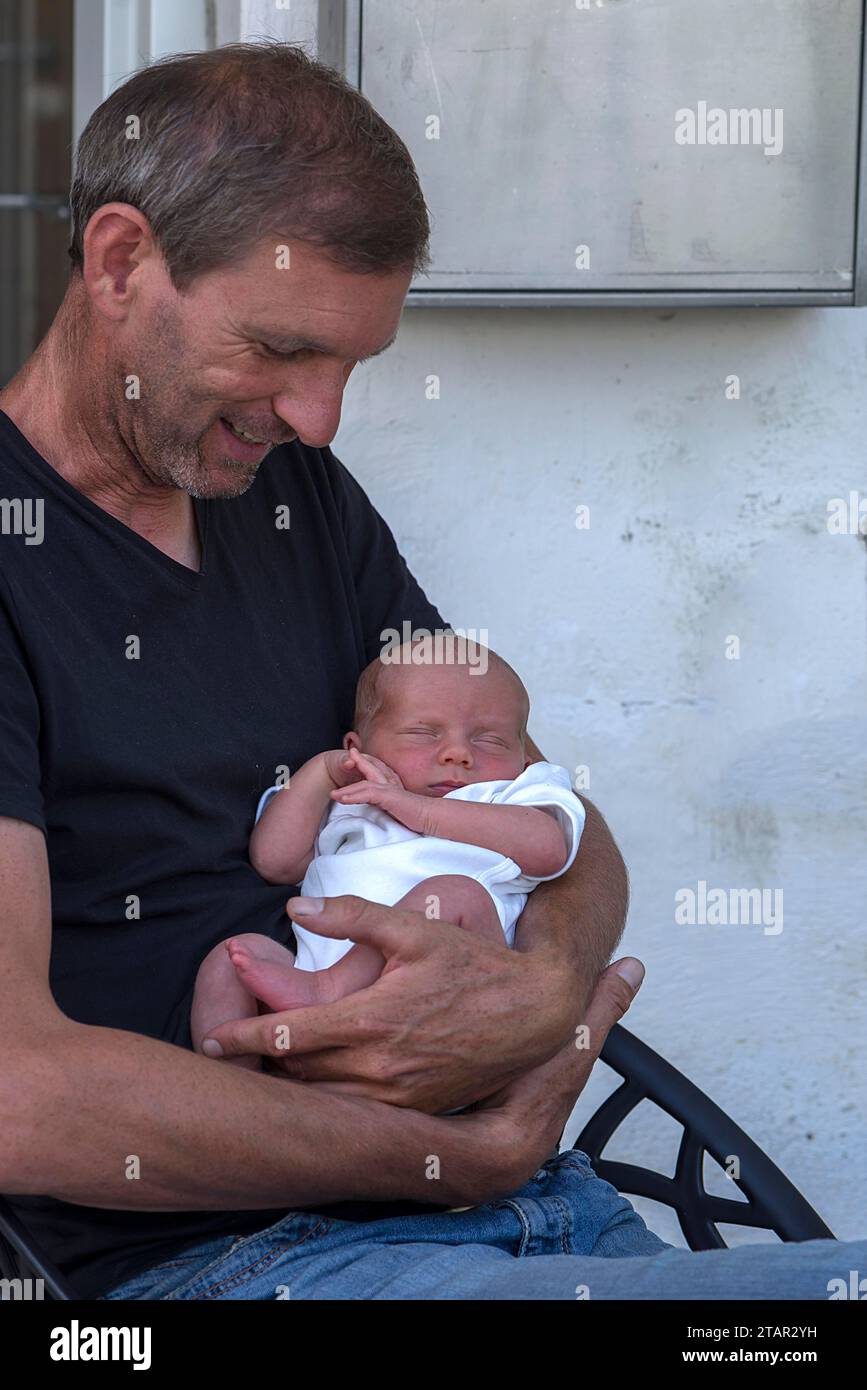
(334, 304, 867, 1242)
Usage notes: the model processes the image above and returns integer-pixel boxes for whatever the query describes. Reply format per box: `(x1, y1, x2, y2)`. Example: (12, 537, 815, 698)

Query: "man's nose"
(271, 364, 354, 449)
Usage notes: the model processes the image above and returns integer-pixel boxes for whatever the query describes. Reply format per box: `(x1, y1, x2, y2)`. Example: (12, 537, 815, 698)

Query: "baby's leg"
(396, 874, 503, 943)
(288, 876, 504, 1005)
(221, 932, 343, 1012)
(231, 878, 505, 1018)
(291, 940, 388, 1003)
(190, 933, 290, 1071)
(193, 932, 339, 1070)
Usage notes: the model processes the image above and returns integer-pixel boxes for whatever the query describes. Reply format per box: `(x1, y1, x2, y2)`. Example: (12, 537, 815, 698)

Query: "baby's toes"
(226, 940, 252, 971)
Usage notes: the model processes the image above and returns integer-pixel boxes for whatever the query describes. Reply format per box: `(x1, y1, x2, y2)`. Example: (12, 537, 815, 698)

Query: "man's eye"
(260, 344, 301, 360)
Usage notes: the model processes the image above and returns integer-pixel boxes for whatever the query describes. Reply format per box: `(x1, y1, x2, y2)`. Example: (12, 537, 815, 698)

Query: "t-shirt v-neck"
(1, 410, 211, 587)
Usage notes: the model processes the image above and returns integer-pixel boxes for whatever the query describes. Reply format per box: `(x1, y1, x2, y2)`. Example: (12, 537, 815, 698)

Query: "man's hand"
(460, 957, 645, 1193)
(201, 894, 586, 1113)
(308, 954, 644, 1204)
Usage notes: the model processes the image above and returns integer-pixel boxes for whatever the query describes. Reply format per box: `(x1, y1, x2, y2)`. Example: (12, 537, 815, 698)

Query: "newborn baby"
(191, 639, 585, 1071)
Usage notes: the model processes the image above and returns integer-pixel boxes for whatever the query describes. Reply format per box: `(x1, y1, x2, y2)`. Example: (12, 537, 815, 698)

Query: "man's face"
(117, 238, 411, 498)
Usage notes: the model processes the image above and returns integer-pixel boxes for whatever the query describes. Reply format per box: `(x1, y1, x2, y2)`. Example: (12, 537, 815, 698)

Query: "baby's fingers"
(350, 750, 392, 784)
(331, 781, 376, 801)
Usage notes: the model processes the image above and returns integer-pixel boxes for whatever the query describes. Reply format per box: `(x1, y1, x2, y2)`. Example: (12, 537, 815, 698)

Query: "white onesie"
(254, 760, 585, 972)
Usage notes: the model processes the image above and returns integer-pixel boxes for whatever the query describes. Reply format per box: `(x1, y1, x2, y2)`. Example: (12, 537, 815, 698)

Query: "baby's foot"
(225, 937, 321, 1011)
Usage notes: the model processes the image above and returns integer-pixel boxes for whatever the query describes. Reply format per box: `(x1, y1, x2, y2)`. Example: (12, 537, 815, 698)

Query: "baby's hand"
(342, 747, 405, 789)
(322, 749, 365, 789)
(328, 751, 433, 831)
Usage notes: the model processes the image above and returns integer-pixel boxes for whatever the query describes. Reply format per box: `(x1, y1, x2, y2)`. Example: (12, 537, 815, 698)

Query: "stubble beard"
(162, 430, 261, 499)
(131, 403, 263, 500)
(137, 302, 263, 499)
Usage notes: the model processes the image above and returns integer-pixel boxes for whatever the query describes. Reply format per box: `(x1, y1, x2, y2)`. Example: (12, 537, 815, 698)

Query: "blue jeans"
(99, 1148, 862, 1300)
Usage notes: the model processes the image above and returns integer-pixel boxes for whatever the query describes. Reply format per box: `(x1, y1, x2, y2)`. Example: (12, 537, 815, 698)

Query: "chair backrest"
(582, 1024, 834, 1248)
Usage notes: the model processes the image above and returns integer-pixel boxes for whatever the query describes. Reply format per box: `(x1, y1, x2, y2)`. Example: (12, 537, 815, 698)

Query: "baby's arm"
(331, 769, 569, 879)
(250, 750, 356, 884)
(413, 798, 569, 878)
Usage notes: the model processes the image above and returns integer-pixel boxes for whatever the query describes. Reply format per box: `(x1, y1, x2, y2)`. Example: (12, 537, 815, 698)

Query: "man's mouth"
(217, 417, 290, 462)
(220, 418, 273, 446)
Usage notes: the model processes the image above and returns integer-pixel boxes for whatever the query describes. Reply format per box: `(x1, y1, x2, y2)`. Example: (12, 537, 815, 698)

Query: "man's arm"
(511, 733, 629, 1017)
(0, 817, 505, 1210)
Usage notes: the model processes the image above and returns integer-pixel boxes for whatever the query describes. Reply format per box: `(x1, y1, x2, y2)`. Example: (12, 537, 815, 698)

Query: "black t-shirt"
(0, 407, 450, 1298)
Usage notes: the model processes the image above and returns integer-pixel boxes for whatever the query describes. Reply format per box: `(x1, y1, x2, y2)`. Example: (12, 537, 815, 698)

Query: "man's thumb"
(286, 894, 405, 951)
(612, 957, 645, 993)
(580, 956, 645, 1049)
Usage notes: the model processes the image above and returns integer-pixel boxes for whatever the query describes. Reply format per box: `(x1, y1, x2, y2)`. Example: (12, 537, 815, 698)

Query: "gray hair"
(68, 40, 431, 291)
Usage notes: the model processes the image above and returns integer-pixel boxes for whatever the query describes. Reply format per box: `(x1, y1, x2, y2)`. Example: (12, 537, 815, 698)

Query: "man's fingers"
(199, 1011, 296, 1060)
(201, 895, 436, 1058)
(285, 893, 427, 957)
(579, 956, 645, 1058)
(202, 1004, 356, 1058)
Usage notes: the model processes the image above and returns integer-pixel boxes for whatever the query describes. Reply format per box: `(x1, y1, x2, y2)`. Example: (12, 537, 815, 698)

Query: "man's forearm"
(513, 794, 629, 1017)
(4, 1019, 480, 1210)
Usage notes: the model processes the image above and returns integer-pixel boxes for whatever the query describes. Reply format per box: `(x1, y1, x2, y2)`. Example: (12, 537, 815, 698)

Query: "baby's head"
(347, 639, 531, 796)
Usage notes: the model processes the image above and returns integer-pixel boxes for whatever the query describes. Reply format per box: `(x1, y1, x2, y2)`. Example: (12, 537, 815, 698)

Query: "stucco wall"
(333, 305, 867, 1243)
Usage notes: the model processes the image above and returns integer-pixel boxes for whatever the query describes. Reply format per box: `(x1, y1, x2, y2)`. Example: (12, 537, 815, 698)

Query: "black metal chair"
(0, 1023, 834, 1299)
(575, 1024, 833, 1249)
(0, 1194, 77, 1300)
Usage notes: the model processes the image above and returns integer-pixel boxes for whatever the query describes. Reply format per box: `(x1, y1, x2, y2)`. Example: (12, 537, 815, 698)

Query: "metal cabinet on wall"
(333, 0, 867, 306)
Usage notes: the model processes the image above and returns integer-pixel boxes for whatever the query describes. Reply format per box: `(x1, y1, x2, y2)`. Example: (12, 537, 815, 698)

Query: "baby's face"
(350, 662, 528, 797)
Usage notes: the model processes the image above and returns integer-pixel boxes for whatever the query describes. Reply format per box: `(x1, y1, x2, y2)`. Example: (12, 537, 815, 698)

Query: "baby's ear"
(344, 731, 362, 752)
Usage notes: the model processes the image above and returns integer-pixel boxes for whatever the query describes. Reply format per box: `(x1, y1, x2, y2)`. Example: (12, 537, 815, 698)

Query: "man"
(1, 41, 861, 1300)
